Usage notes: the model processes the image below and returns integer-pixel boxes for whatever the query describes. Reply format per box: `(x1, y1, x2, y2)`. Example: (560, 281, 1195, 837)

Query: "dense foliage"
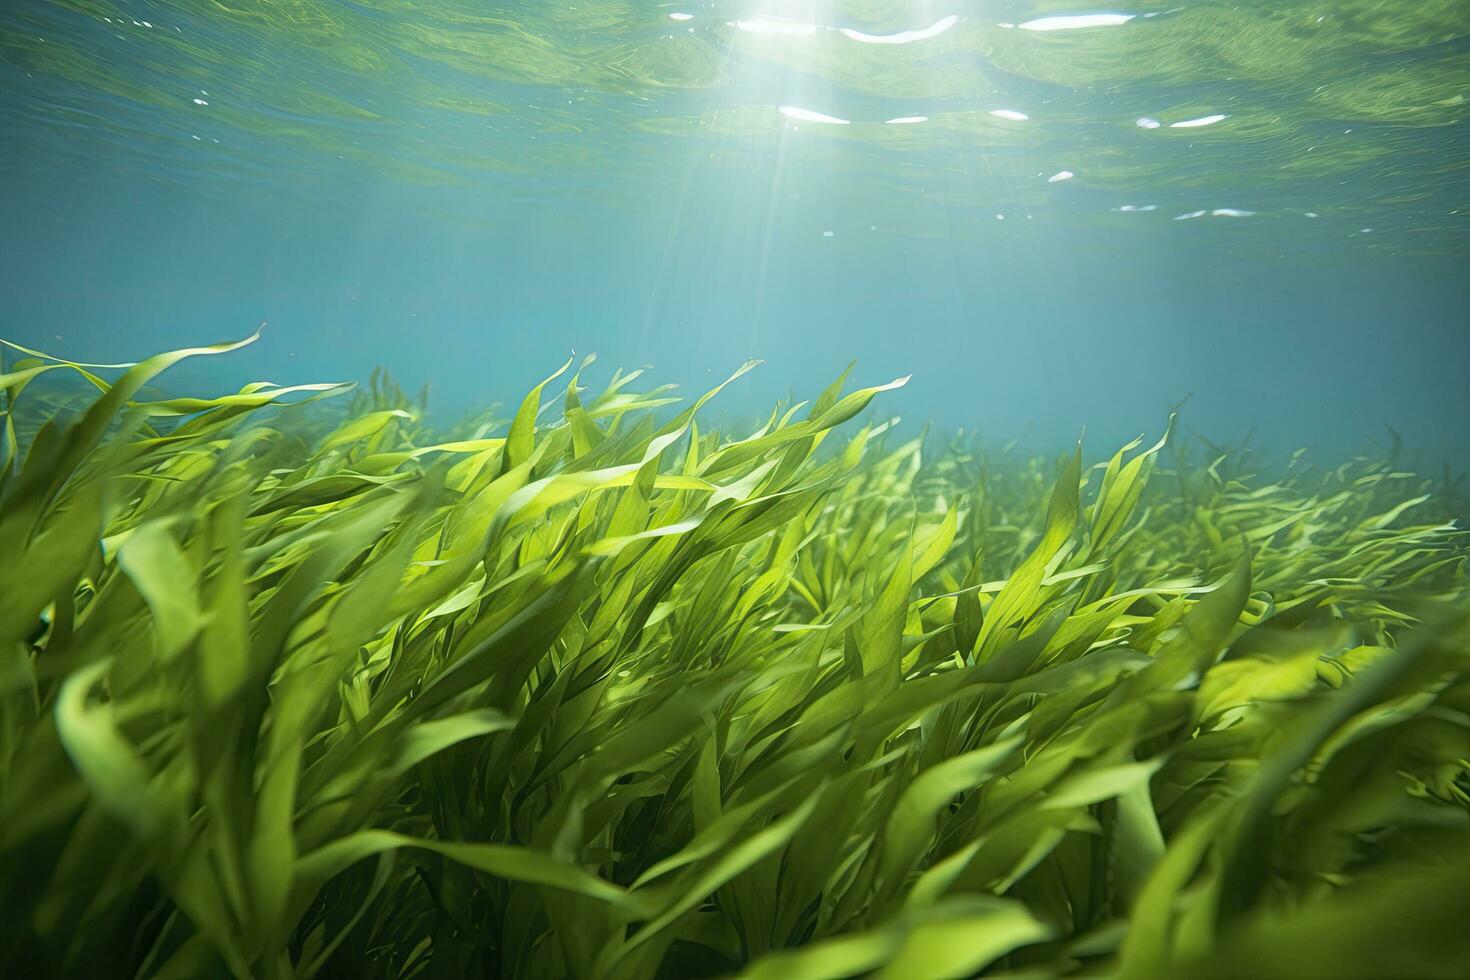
(2, 334, 1467, 978)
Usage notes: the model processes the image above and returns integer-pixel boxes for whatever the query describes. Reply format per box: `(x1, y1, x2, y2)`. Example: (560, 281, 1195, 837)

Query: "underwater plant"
(0, 334, 1467, 979)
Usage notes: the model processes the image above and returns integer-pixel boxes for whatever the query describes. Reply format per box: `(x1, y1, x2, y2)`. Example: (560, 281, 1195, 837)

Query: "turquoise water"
(1, 1, 1466, 456)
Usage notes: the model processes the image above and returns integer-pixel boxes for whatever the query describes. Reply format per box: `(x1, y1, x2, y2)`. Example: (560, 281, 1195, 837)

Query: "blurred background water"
(1, 1, 1466, 458)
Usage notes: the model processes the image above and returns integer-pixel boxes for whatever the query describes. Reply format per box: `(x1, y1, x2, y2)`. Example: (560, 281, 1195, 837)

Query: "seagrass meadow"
(0, 334, 1466, 979)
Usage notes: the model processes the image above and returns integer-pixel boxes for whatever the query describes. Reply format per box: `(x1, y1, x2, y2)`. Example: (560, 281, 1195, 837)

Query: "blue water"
(2, 1, 1466, 458)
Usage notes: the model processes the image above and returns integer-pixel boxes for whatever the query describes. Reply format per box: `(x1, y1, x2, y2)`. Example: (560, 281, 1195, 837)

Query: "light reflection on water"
(1017, 13, 1137, 31)
(0, 1, 1465, 254)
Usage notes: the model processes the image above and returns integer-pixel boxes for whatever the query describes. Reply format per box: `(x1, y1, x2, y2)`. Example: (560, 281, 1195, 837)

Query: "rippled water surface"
(1, 1, 1466, 452)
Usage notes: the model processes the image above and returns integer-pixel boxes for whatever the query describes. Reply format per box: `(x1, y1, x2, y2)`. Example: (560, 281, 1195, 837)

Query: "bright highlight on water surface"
(839, 15, 958, 44)
(1049, 171, 1075, 183)
(990, 109, 1029, 121)
(1171, 114, 1228, 128)
(884, 116, 928, 125)
(778, 106, 850, 125)
(734, 12, 957, 44)
(668, 12, 693, 21)
(1017, 13, 1137, 31)
(1174, 208, 1256, 220)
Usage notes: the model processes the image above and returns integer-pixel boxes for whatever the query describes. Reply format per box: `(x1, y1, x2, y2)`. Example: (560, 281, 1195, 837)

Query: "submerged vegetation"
(1, 334, 1468, 978)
